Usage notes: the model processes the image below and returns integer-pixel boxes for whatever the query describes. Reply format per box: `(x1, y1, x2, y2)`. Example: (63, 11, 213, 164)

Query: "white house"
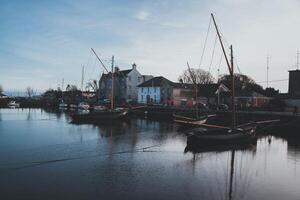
(137, 76, 173, 104)
(125, 63, 153, 102)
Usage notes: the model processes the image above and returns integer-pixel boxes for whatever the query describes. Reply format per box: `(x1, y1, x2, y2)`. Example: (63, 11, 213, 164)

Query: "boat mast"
(230, 46, 236, 129)
(111, 55, 115, 110)
(211, 13, 232, 75)
(81, 65, 85, 92)
(187, 62, 199, 118)
(211, 13, 236, 129)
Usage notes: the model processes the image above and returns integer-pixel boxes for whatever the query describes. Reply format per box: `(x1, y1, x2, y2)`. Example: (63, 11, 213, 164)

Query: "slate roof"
(119, 69, 132, 76)
(137, 76, 172, 87)
(172, 82, 194, 89)
(197, 83, 230, 97)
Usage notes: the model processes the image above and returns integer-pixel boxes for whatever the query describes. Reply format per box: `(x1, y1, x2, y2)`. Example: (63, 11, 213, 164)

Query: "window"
(154, 87, 156, 93)
(154, 95, 156, 102)
(141, 95, 143, 101)
(138, 77, 141, 82)
(128, 76, 131, 81)
(148, 88, 149, 93)
(142, 88, 143, 92)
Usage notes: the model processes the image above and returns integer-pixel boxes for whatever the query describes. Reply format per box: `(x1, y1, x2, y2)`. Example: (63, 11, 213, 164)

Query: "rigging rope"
(198, 16, 212, 68)
(209, 34, 218, 73)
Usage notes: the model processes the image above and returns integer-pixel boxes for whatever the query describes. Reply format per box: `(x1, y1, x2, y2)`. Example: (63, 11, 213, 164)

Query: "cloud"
(134, 10, 150, 21)
(1, 0, 300, 93)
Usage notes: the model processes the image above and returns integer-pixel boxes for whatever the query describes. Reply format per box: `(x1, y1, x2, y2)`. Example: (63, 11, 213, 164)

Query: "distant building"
(236, 91, 271, 108)
(137, 76, 173, 104)
(197, 83, 230, 105)
(288, 69, 300, 96)
(172, 83, 194, 107)
(99, 64, 153, 104)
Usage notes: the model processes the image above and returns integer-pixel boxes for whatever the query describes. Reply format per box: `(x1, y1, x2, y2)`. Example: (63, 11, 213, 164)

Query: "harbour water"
(0, 108, 300, 200)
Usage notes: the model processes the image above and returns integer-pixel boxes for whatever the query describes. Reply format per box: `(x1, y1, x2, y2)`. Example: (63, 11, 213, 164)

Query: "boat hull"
(186, 125, 256, 147)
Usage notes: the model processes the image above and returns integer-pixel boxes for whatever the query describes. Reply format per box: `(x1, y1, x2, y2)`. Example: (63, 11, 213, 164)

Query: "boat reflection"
(185, 137, 257, 154)
(185, 139, 257, 200)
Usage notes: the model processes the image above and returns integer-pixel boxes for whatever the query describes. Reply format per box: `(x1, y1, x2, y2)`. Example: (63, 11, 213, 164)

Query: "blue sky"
(1, 0, 300, 93)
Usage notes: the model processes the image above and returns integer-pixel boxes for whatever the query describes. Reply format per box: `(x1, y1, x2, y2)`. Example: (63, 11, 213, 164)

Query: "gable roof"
(198, 83, 230, 97)
(119, 69, 132, 76)
(172, 83, 194, 89)
(137, 76, 172, 87)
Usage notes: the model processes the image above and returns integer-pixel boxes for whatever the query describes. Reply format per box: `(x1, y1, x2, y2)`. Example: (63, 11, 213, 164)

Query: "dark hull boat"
(185, 123, 257, 148)
(71, 110, 128, 123)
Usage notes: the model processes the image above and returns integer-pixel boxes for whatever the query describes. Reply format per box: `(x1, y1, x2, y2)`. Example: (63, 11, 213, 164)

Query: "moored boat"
(78, 102, 90, 110)
(7, 101, 20, 108)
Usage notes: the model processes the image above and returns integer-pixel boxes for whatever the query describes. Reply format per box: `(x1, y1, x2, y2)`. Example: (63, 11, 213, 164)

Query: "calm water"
(0, 108, 300, 200)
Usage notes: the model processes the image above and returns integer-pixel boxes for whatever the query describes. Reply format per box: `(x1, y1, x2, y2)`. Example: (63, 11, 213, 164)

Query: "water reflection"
(1, 109, 300, 200)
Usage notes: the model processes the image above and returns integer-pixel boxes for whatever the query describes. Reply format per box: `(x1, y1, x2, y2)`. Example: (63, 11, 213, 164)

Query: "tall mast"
(267, 56, 269, 88)
(187, 62, 198, 118)
(230, 46, 236, 129)
(111, 55, 115, 110)
(211, 13, 232, 75)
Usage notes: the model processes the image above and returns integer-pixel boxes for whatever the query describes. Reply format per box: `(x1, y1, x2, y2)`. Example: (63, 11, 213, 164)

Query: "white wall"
(126, 68, 142, 101)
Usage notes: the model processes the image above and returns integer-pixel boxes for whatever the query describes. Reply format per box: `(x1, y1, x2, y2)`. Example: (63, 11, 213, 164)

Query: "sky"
(1, 0, 300, 93)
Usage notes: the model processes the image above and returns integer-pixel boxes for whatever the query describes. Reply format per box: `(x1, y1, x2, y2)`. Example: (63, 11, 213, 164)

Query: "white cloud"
(134, 10, 150, 21)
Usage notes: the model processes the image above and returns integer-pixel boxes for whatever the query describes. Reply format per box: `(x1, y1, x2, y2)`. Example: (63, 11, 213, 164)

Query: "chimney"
(132, 63, 137, 70)
(114, 66, 119, 72)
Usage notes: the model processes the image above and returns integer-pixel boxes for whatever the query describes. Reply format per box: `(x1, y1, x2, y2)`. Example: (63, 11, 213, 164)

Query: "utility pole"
(62, 78, 64, 91)
(297, 51, 299, 70)
(267, 56, 269, 88)
(81, 66, 85, 91)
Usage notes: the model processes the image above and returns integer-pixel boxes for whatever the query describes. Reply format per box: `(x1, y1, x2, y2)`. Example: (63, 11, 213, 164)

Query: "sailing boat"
(71, 50, 128, 123)
(186, 13, 257, 146)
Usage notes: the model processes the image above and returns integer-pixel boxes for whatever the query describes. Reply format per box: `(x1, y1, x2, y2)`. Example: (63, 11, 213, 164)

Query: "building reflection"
(286, 138, 300, 163)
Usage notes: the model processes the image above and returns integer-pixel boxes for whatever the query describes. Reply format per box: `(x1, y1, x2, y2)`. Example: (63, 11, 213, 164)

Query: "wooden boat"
(186, 123, 256, 146)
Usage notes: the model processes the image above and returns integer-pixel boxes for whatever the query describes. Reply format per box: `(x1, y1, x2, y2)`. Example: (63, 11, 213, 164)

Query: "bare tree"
(178, 68, 215, 84)
(86, 80, 99, 102)
(26, 87, 34, 98)
(86, 80, 99, 92)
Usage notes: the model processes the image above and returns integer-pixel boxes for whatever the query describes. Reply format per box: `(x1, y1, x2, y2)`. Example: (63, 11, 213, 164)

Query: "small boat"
(94, 105, 107, 111)
(78, 102, 90, 110)
(69, 104, 78, 110)
(7, 101, 20, 108)
(59, 101, 68, 109)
